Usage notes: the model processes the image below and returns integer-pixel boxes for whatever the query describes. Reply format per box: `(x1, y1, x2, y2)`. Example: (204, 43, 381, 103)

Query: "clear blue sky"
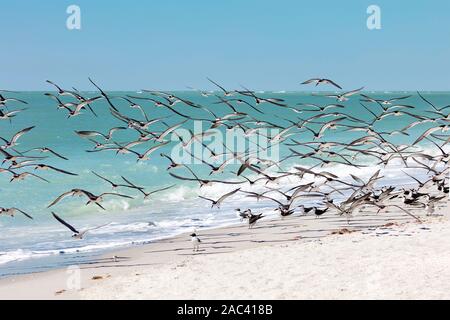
(1, 0, 450, 91)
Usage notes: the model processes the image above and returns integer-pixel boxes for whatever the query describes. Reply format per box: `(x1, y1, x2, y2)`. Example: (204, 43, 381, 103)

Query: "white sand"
(80, 216, 450, 300)
(0, 201, 448, 300)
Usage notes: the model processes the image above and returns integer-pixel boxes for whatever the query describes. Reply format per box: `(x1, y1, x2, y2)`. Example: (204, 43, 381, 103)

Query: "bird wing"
(142, 142, 170, 159)
(198, 195, 215, 203)
(120, 176, 144, 190)
(207, 78, 228, 94)
(413, 127, 443, 145)
(108, 127, 127, 137)
(92, 171, 115, 185)
(216, 188, 241, 205)
(343, 87, 364, 97)
(52, 212, 79, 234)
(14, 208, 33, 220)
(75, 131, 106, 139)
(46, 165, 77, 176)
(45, 148, 69, 160)
(88, 78, 119, 112)
(24, 172, 50, 183)
(389, 95, 411, 102)
(169, 172, 198, 182)
(48, 190, 76, 208)
(11, 126, 35, 144)
(301, 78, 319, 85)
(101, 193, 134, 199)
(324, 79, 342, 89)
(146, 185, 175, 196)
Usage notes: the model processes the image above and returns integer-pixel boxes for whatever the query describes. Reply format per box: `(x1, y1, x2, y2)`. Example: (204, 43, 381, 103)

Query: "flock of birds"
(1, 78, 449, 247)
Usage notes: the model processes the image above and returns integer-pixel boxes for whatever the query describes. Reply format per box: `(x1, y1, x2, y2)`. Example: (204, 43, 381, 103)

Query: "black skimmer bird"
(120, 176, 174, 199)
(3, 168, 50, 183)
(52, 212, 108, 240)
(0, 93, 27, 107)
(160, 153, 182, 170)
(0, 126, 35, 150)
(48, 189, 133, 210)
(190, 233, 201, 252)
(0, 108, 26, 121)
(22, 147, 69, 161)
(199, 188, 241, 209)
(248, 213, 264, 229)
(235, 208, 251, 221)
(312, 207, 328, 218)
(75, 127, 128, 141)
(0, 207, 33, 219)
(207, 78, 234, 96)
(361, 94, 411, 106)
(422, 195, 446, 216)
(21, 164, 78, 176)
(301, 78, 342, 89)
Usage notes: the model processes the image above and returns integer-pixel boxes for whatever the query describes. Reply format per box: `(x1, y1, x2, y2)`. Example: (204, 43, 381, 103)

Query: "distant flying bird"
(322, 87, 364, 102)
(48, 189, 133, 210)
(22, 164, 78, 176)
(0, 207, 33, 219)
(3, 168, 50, 183)
(301, 78, 342, 89)
(0, 108, 27, 121)
(0, 93, 28, 106)
(23, 147, 69, 161)
(75, 127, 127, 141)
(207, 78, 234, 96)
(198, 188, 241, 208)
(0, 126, 35, 149)
(360, 94, 411, 105)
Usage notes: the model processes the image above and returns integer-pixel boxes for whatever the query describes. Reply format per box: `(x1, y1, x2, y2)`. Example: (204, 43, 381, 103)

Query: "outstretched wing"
(14, 208, 33, 220)
(52, 212, 79, 234)
(48, 190, 76, 208)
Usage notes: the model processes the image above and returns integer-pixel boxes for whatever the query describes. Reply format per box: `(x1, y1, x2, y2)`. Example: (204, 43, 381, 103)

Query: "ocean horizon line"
(7, 90, 450, 94)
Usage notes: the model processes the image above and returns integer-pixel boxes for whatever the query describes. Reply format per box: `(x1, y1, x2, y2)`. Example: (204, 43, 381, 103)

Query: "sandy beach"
(0, 201, 448, 300)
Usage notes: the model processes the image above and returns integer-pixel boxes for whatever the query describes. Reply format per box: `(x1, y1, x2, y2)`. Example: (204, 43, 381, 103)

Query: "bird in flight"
(301, 78, 342, 89)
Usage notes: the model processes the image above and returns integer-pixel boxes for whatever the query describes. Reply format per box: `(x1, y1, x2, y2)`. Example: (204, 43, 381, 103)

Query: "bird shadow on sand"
(178, 251, 230, 256)
(80, 262, 160, 270)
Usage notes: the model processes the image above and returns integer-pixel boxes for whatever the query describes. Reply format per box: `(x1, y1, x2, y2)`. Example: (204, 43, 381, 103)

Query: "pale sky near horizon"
(1, 1, 450, 91)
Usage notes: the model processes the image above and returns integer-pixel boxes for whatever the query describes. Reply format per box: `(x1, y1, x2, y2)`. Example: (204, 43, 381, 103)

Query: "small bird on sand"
(312, 207, 329, 218)
(248, 213, 264, 229)
(190, 233, 201, 252)
(235, 208, 251, 221)
(422, 195, 446, 216)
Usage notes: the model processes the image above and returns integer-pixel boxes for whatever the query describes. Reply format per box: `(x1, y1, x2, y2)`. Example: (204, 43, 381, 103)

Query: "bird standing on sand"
(312, 207, 329, 219)
(190, 233, 201, 252)
(236, 208, 251, 221)
(248, 213, 264, 229)
(421, 195, 446, 216)
(275, 206, 295, 219)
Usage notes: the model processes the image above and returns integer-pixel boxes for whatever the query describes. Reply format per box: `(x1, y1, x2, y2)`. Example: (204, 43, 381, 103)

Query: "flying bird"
(301, 78, 342, 89)
(52, 212, 109, 240)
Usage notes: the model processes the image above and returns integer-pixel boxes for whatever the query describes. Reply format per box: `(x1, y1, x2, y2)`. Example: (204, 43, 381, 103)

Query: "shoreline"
(0, 166, 439, 280)
(0, 201, 448, 300)
(0, 218, 245, 280)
